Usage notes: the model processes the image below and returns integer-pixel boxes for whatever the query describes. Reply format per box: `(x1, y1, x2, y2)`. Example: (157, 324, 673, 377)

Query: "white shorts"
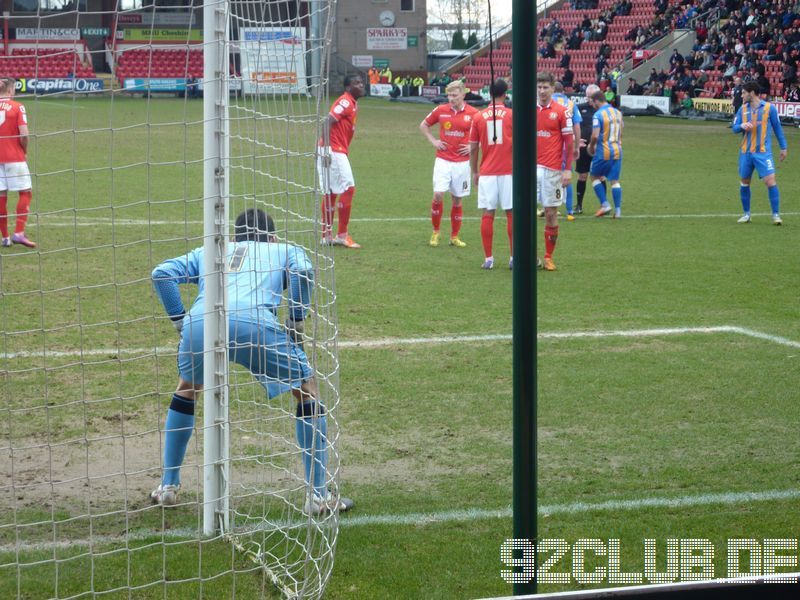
(0, 162, 32, 192)
(537, 166, 564, 208)
(317, 150, 355, 195)
(477, 174, 513, 211)
(433, 157, 471, 197)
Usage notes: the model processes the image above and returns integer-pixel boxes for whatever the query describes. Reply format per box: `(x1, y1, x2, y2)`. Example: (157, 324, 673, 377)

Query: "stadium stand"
(463, 41, 513, 92)
(537, 0, 800, 101)
(0, 47, 95, 79)
(115, 48, 203, 81)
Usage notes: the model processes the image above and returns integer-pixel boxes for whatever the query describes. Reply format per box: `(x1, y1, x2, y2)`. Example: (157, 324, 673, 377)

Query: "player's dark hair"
(490, 78, 508, 99)
(344, 73, 362, 89)
(234, 208, 274, 243)
(742, 81, 760, 94)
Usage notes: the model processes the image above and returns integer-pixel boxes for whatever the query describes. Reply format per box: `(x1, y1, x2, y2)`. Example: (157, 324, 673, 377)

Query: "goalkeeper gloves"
(285, 318, 305, 345)
(170, 314, 185, 334)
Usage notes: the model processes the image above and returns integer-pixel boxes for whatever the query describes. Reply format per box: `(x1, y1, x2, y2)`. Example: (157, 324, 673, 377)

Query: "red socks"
(336, 187, 355, 236)
(0, 192, 33, 238)
(544, 225, 559, 259)
(0, 194, 7, 238)
(450, 204, 463, 238)
(431, 198, 442, 232)
(321, 193, 337, 237)
(481, 213, 494, 258)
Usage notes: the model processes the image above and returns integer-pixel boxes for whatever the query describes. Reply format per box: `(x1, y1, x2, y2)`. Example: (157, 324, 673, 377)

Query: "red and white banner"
(774, 102, 800, 118)
(366, 28, 408, 50)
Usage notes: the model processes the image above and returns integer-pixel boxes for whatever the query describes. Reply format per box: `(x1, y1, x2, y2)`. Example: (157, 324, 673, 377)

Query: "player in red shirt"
(419, 80, 478, 248)
(469, 79, 513, 270)
(536, 71, 573, 271)
(0, 77, 35, 248)
(317, 74, 365, 249)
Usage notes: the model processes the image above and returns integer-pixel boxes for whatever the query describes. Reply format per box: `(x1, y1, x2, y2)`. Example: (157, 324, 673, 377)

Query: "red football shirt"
(423, 102, 479, 162)
(536, 100, 573, 171)
(470, 103, 513, 176)
(0, 98, 27, 163)
(320, 91, 358, 154)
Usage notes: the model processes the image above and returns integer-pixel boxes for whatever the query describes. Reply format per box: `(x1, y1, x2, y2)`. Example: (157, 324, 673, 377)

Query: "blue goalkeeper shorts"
(178, 315, 312, 399)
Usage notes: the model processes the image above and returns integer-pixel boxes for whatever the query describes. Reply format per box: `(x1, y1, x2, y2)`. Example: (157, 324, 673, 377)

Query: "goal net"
(0, 1, 341, 598)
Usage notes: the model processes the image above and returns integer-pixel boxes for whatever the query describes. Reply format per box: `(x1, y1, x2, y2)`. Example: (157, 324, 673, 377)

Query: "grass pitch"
(1, 94, 799, 598)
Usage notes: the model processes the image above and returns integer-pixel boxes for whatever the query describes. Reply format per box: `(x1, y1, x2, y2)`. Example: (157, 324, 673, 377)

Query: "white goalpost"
(0, 1, 341, 598)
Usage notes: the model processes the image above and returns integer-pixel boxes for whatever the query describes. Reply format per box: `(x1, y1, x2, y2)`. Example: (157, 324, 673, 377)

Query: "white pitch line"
(2, 488, 799, 554)
(339, 488, 800, 528)
(2, 326, 799, 360)
(33, 211, 800, 227)
(729, 326, 800, 350)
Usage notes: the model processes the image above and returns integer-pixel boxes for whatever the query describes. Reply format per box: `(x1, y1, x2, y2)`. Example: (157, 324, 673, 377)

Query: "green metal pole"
(512, 0, 536, 596)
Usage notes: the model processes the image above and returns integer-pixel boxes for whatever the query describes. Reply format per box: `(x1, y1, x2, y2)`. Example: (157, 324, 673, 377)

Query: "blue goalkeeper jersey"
(152, 241, 314, 325)
(732, 100, 787, 155)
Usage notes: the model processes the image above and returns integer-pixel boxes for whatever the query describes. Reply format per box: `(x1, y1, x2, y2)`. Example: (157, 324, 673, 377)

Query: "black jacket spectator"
(562, 68, 575, 88)
(560, 52, 571, 68)
(626, 79, 644, 95)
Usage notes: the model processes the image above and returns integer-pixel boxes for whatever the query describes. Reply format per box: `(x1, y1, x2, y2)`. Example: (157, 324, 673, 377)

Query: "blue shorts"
(590, 156, 622, 180)
(178, 316, 313, 399)
(738, 152, 775, 179)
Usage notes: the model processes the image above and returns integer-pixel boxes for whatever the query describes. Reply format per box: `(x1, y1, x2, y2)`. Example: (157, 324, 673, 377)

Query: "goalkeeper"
(150, 208, 353, 515)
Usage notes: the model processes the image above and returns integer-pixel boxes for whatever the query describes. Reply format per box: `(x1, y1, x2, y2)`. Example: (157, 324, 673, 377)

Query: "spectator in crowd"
(731, 76, 744, 113)
(785, 81, 800, 101)
(594, 18, 609, 41)
(368, 67, 380, 85)
(754, 65, 770, 96)
(696, 70, 710, 92)
(567, 27, 583, 49)
(699, 50, 716, 70)
(677, 72, 696, 97)
(610, 64, 622, 92)
(781, 61, 797, 87)
(626, 78, 644, 95)
(562, 67, 575, 89)
(560, 51, 571, 69)
(669, 49, 684, 69)
(645, 80, 664, 96)
(595, 54, 609, 78)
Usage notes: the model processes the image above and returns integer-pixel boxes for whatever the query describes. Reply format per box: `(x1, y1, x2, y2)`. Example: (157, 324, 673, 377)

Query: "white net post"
(202, 0, 231, 539)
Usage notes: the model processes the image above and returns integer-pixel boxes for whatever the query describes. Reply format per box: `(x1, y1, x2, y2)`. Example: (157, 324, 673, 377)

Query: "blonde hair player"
(419, 80, 478, 248)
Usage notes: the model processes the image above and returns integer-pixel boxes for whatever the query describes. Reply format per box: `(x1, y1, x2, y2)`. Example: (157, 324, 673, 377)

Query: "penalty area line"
(2, 488, 798, 554)
(38, 211, 800, 227)
(340, 488, 800, 528)
(1, 326, 799, 360)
